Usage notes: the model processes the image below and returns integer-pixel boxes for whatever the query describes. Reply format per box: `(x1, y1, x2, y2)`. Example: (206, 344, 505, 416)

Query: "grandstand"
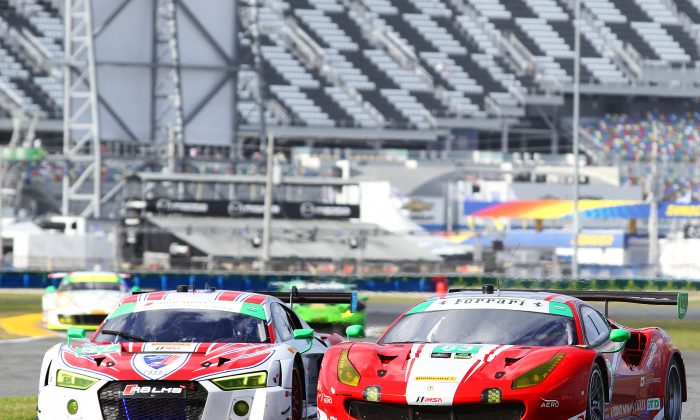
(0, 0, 700, 275)
(2, 0, 700, 147)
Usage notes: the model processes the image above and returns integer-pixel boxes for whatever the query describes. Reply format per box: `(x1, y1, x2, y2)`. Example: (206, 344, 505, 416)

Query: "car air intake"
(58, 314, 107, 325)
(98, 381, 207, 420)
(346, 401, 525, 420)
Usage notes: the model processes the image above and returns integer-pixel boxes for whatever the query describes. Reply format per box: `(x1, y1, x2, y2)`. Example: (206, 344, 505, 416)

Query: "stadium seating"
(1, 0, 700, 132)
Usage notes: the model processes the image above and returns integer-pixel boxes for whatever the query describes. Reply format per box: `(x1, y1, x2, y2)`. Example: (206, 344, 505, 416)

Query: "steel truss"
(152, 0, 185, 172)
(63, 0, 102, 217)
(62, 0, 245, 217)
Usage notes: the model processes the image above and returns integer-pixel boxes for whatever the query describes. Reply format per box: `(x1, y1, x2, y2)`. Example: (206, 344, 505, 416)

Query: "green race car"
(270, 280, 367, 335)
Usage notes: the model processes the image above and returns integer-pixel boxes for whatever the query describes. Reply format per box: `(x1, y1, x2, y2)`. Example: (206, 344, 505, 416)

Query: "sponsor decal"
(133, 354, 189, 380)
(415, 396, 443, 403)
(430, 353, 451, 359)
(438, 297, 533, 307)
(541, 398, 560, 408)
(611, 399, 648, 417)
(121, 384, 185, 398)
(646, 343, 658, 370)
(414, 376, 456, 382)
(454, 353, 472, 359)
(427, 297, 576, 317)
(641, 376, 662, 387)
(647, 398, 661, 411)
(145, 355, 181, 369)
(567, 412, 585, 420)
(142, 343, 197, 353)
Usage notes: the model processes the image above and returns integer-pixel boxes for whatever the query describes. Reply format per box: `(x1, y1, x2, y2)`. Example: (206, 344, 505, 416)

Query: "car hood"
(53, 290, 125, 312)
(58, 341, 280, 381)
(345, 342, 574, 405)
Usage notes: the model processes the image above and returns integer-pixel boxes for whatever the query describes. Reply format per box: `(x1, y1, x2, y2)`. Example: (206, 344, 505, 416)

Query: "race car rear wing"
(565, 290, 688, 320)
(448, 286, 688, 319)
(264, 286, 360, 312)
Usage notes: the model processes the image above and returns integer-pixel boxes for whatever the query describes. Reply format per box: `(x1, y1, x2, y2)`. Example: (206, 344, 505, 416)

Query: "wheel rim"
(589, 369, 605, 420)
(667, 364, 682, 420)
(292, 369, 304, 420)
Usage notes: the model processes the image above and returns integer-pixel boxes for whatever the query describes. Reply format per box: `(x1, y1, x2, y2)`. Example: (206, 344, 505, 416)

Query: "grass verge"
(0, 396, 36, 420)
(0, 293, 42, 339)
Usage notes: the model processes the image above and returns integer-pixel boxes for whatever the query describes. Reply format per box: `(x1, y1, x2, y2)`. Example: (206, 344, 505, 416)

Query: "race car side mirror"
(45, 285, 56, 293)
(346, 325, 364, 338)
(609, 329, 631, 343)
(67, 327, 86, 345)
(293, 329, 314, 340)
(601, 329, 631, 354)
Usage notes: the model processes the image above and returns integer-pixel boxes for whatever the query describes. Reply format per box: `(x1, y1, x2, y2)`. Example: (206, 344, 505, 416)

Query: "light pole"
(571, 0, 582, 279)
(261, 132, 274, 271)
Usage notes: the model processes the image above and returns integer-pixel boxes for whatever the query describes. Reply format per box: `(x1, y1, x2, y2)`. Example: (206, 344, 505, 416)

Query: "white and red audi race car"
(37, 286, 362, 420)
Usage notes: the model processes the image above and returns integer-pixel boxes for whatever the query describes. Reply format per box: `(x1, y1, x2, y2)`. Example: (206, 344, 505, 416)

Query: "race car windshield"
(59, 282, 123, 292)
(93, 309, 270, 343)
(380, 309, 577, 346)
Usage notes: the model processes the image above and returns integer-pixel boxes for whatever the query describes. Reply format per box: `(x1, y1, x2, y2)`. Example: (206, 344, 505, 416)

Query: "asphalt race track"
(2, 299, 698, 418)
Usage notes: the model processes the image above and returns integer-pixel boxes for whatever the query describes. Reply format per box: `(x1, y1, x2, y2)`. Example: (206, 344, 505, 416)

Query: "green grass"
(0, 396, 36, 420)
(617, 319, 700, 351)
(0, 293, 41, 318)
(365, 292, 431, 305)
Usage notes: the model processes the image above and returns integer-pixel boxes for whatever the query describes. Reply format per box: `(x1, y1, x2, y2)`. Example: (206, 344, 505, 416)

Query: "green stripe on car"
(406, 300, 434, 314)
(548, 301, 573, 317)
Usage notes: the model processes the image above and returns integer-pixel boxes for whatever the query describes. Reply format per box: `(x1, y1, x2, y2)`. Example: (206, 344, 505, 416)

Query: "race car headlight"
(338, 349, 361, 386)
(212, 371, 267, 391)
(56, 370, 100, 390)
(512, 353, 565, 389)
(57, 295, 72, 307)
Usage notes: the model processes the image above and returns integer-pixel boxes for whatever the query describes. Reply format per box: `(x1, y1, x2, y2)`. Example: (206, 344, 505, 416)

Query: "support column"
(63, 0, 102, 217)
(152, 0, 185, 172)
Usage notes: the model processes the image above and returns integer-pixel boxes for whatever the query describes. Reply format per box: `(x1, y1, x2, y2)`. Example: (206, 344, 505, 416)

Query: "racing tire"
(664, 359, 682, 420)
(291, 364, 305, 420)
(586, 364, 606, 420)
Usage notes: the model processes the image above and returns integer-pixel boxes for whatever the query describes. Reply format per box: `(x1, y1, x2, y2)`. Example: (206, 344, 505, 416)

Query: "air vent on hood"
(505, 357, 522, 367)
(377, 353, 398, 364)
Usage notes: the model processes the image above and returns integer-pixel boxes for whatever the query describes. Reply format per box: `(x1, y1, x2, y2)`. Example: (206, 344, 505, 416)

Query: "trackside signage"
(141, 199, 360, 220)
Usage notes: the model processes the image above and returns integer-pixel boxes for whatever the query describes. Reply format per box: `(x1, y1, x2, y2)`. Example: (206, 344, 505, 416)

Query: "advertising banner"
(143, 199, 360, 220)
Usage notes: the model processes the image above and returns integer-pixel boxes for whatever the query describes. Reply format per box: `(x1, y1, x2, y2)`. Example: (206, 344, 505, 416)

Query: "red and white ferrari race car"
(37, 286, 361, 420)
(317, 286, 689, 420)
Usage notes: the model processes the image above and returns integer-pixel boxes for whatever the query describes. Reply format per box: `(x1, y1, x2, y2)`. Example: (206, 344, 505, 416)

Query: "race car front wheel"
(664, 359, 682, 420)
(586, 364, 605, 420)
(291, 364, 304, 420)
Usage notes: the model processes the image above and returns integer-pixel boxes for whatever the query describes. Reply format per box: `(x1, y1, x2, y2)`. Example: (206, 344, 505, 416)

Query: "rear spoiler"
(448, 287, 689, 319)
(264, 286, 360, 312)
(566, 290, 688, 320)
